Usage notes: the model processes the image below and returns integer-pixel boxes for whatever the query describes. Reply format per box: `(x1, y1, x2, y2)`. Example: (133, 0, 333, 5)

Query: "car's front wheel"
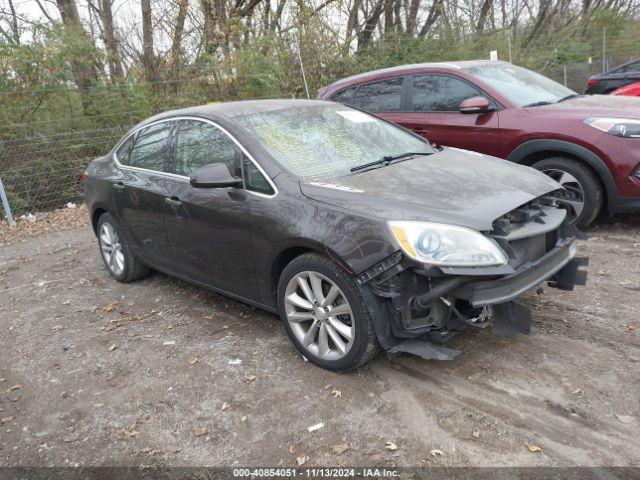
(277, 253, 379, 371)
(532, 157, 603, 229)
(97, 212, 149, 282)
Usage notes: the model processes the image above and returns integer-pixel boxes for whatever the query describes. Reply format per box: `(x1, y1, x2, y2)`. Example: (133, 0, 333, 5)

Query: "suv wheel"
(532, 157, 603, 229)
(97, 212, 149, 282)
(277, 253, 380, 371)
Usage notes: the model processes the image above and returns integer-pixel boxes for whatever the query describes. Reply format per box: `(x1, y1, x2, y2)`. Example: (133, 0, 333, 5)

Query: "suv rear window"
(351, 78, 403, 113)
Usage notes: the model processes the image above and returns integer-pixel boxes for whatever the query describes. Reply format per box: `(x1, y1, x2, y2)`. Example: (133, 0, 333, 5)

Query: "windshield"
(463, 63, 575, 107)
(233, 104, 434, 181)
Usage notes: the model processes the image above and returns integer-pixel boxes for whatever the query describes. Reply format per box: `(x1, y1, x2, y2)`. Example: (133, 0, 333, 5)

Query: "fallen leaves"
(472, 430, 480, 439)
(8, 384, 23, 392)
(165, 323, 174, 331)
(384, 441, 397, 452)
(51, 325, 64, 331)
(527, 444, 543, 453)
(288, 444, 296, 455)
(195, 426, 209, 437)
(430, 449, 443, 456)
(221, 402, 229, 411)
(244, 374, 257, 383)
(188, 356, 200, 366)
(625, 324, 636, 338)
(108, 343, 117, 352)
(296, 455, 308, 466)
(331, 388, 342, 398)
(103, 301, 118, 313)
(330, 442, 349, 456)
(120, 421, 139, 438)
(0, 416, 15, 425)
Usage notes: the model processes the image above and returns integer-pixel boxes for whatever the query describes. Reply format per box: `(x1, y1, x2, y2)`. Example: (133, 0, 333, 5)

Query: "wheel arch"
(269, 240, 353, 307)
(507, 139, 618, 213)
(90, 205, 110, 235)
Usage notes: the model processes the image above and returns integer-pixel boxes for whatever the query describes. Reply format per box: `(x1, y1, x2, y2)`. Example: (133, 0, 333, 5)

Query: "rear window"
(127, 122, 172, 172)
(351, 78, 403, 112)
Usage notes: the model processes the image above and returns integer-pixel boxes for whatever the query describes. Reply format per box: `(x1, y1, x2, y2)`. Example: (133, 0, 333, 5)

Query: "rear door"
(393, 74, 501, 156)
(112, 120, 175, 270)
(162, 118, 257, 298)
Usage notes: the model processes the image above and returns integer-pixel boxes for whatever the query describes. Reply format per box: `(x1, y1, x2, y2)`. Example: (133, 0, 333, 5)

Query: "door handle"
(164, 196, 182, 208)
(113, 182, 125, 192)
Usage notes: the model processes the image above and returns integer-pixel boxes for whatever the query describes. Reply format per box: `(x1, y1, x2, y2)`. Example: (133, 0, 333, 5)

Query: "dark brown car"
(85, 100, 587, 371)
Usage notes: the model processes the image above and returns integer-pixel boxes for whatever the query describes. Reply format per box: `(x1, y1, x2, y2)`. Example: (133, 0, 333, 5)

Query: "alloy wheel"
(542, 168, 585, 222)
(284, 271, 355, 361)
(99, 222, 125, 276)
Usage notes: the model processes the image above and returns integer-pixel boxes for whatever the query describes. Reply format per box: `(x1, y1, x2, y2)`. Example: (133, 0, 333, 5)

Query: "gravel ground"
(0, 211, 639, 468)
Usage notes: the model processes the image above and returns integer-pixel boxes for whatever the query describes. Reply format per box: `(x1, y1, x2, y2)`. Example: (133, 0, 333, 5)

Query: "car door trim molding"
(112, 116, 279, 199)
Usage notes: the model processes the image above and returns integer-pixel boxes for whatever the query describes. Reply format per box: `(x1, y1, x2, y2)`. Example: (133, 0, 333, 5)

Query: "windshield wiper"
(350, 152, 432, 173)
(523, 101, 553, 108)
(556, 93, 581, 103)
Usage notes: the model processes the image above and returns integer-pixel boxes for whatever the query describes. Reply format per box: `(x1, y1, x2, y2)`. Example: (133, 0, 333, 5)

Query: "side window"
(127, 122, 172, 172)
(115, 135, 134, 165)
(411, 75, 481, 112)
(175, 120, 238, 177)
(352, 78, 403, 112)
(330, 87, 356, 105)
(243, 157, 274, 195)
(615, 61, 640, 74)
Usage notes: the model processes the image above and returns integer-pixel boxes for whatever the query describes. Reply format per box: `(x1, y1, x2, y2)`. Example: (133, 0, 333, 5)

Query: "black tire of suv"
(532, 157, 604, 229)
(97, 212, 149, 283)
(277, 253, 380, 371)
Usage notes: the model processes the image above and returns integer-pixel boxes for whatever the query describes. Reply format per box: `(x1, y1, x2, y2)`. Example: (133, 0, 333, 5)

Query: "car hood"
(299, 147, 561, 231)
(525, 94, 640, 119)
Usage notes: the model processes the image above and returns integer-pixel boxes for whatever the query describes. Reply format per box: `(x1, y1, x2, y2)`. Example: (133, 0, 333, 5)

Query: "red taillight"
(586, 79, 599, 88)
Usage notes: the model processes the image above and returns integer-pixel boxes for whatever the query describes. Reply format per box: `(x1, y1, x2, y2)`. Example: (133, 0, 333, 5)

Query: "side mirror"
(459, 96, 493, 114)
(190, 163, 242, 189)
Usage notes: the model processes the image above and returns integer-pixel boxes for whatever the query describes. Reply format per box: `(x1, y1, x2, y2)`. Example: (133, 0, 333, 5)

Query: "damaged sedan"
(84, 99, 588, 371)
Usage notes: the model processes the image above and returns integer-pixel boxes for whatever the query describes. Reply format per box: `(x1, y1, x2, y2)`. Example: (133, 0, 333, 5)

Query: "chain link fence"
(0, 126, 130, 216)
(0, 56, 638, 218)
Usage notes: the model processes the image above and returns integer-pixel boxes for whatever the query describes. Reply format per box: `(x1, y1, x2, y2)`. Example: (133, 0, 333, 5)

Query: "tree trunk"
(140, 0, 157, 91)
(406, 0, 421, 34)
(476, 0, 493, 33)
(55, 0, 99, 113)
(357, 0, 385, 50)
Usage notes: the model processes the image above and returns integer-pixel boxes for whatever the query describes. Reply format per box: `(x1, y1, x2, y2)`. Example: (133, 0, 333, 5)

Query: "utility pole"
(603, 27, 607, 73)
(508, 35, 513, 63)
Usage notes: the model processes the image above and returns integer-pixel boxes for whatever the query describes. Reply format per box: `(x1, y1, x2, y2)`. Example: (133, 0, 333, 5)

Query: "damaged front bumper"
(358, 217, 588, 362)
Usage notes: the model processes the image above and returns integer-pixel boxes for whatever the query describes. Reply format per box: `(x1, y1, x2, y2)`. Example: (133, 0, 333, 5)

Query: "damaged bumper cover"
(459, 238, 587, 307)
(358, 220, 588, 362)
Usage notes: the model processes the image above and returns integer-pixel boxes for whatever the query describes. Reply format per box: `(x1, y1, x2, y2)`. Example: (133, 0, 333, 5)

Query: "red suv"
(318, 61, 640, 228)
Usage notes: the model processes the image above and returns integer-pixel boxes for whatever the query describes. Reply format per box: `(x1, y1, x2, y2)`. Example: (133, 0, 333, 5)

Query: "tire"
(97, 212, 149, 283)
(277, 253, 380, 371)
(532, 157, 604, 229)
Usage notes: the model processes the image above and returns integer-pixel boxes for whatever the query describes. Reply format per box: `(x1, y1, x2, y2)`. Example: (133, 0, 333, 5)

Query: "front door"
(385, 74, 501, 157)
(111, 120, 175, 270)
(162, 119, 256, 298)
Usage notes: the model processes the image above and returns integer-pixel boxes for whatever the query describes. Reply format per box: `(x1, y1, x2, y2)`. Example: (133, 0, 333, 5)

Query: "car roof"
(325, 60, 508, 89)
(143, 99, 330, 124)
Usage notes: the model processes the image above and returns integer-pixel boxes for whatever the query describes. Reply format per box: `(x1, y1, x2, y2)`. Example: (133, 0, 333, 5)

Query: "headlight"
(387, 221, 508, 267)
(584, 117, 640, 138)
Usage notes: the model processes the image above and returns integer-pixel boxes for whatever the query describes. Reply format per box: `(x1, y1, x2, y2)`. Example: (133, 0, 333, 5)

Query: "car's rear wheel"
(532, 157, 603, 229)
(97, 212, 149, 282)
(277, 253, 379, 371)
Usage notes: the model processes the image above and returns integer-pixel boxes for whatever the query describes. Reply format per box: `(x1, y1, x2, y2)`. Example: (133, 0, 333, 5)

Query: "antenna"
(293, 31, 310, 99)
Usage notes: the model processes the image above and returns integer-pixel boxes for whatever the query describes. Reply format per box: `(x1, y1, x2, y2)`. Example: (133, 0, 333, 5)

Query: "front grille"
(489, 192, 565, 268)
(490, 192, 561, 237)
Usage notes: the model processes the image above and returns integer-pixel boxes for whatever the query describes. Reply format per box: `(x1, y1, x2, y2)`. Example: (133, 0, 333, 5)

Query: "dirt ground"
(0, 210, 639, 468)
